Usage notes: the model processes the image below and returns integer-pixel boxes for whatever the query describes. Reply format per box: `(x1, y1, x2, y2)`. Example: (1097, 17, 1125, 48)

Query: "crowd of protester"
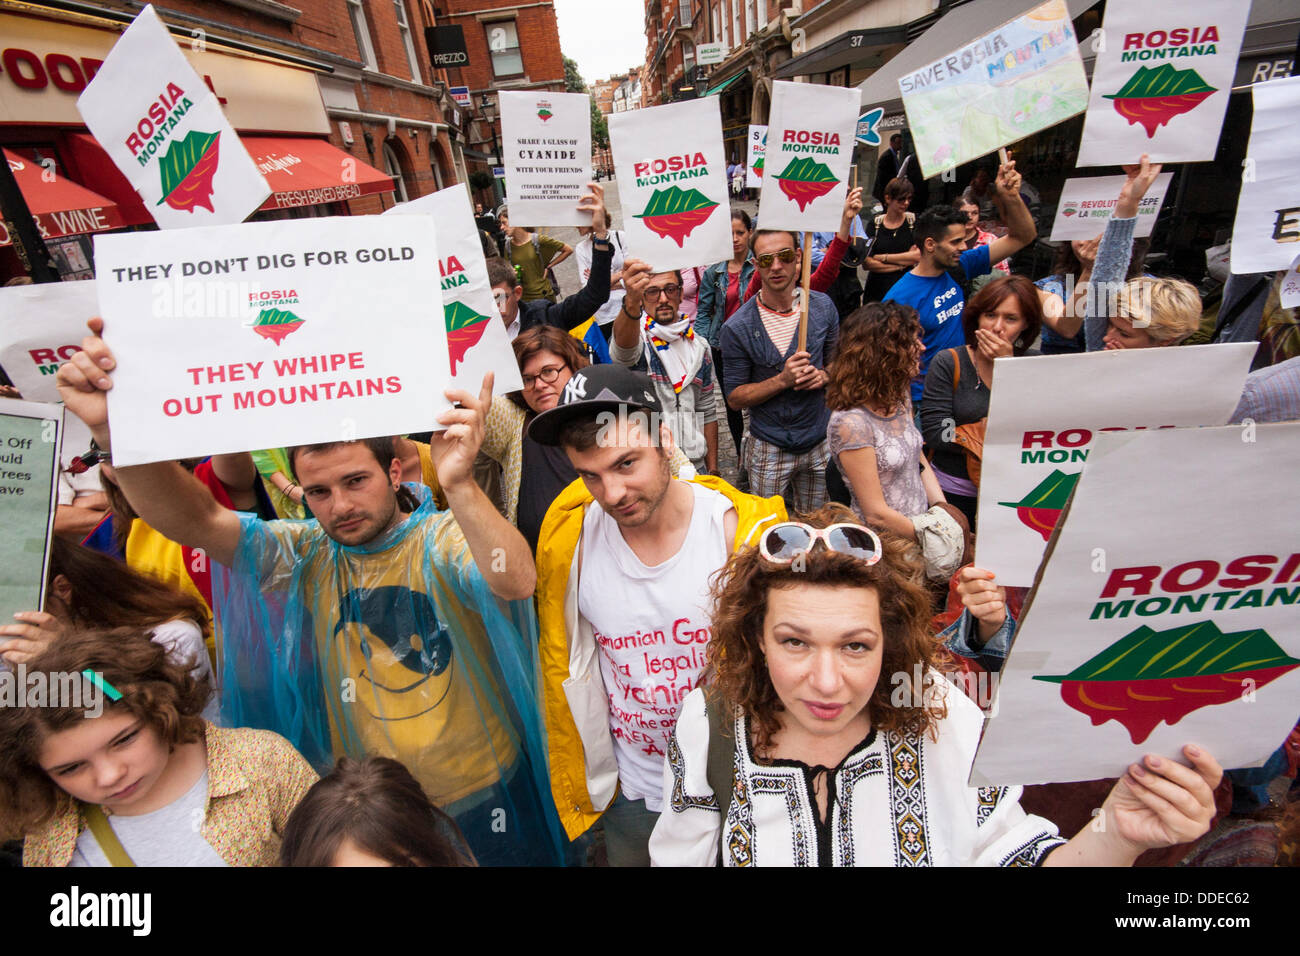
(1, 148, 1296, 870)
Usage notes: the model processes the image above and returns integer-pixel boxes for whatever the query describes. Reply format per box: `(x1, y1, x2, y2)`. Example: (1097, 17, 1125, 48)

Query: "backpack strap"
(949, 347, 962, 391)
(81, 804, 136, 867)
(702, 694, 735, 865)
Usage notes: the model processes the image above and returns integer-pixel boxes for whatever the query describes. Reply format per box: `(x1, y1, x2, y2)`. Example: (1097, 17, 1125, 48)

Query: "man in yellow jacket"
(530, 364, 787, 865)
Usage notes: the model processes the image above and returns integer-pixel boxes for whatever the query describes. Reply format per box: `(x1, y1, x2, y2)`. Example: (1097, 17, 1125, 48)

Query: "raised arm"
(1084, 156, 1161, 351)
(549, 184, 611, 331)
(55, 319, 242, 567)
(984, 159, 1037, 267)
(613, 258, 652, 354)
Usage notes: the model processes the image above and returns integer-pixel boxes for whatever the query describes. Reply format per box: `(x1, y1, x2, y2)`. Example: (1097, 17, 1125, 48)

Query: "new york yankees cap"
(526, 363, 662, 447)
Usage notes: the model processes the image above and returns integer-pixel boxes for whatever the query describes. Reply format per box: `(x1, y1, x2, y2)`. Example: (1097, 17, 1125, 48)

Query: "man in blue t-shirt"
(884, 158, 1037, 403)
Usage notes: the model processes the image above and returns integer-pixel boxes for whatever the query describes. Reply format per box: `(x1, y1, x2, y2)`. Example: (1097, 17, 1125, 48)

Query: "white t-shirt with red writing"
(577, 481, 731, 811)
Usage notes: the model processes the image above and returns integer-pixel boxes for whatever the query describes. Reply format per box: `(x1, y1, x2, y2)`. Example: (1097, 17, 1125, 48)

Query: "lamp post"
(480, 92, 503, 204)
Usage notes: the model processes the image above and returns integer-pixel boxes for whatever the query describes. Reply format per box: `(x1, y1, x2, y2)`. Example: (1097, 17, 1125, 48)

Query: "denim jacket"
(719, 290, 838, 453)
(696, 259, 755, 346)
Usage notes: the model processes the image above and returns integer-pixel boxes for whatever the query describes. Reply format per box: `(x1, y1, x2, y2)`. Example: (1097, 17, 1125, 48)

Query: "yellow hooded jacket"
(535, 473, 787, 840)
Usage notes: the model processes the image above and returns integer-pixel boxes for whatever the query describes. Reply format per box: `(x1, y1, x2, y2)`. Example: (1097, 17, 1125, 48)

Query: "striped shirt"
(756, 290, 801, 356)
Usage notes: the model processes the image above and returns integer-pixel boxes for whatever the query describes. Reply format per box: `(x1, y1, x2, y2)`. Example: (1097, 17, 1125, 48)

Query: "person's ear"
(52, 574, 74, 606)
(659, 421, 677, 458)
(513, 286, 523, 300)
(389, 455, 403, 490)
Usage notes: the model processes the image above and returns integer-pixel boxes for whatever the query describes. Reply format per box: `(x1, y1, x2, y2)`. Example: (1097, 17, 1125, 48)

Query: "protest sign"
(971, 423, 1300, 787)
(1076, 1, 1250, 166)
(1280, 254, 1300, 311)
(0, 401, 62, 632)
(94, 215, 449, 466)
(757, 81, 859, 233)
(609, 96, 732, 272)
(1048, 172, 1173, 241)
(745, 125, 767, 189)
(976, 344, 1254, 586)
(76, 4, 270, 228)
(498, 90, 592, 227)
(383, 186, 523, 395)
(1229, 75, 1300, 275)
(899, 0, 1088, 180)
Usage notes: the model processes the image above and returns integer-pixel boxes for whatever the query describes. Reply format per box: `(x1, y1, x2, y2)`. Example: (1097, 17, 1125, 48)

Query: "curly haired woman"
(825, 301, 945, 540)
(649, 505, 1223, 866)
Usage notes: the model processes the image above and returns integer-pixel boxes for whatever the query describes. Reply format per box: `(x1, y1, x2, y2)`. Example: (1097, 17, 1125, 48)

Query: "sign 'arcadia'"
(1034, 621, 1300, 744)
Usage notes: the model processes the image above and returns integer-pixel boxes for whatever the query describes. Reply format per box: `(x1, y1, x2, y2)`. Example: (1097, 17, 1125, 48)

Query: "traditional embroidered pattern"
(834, 752, 884, 866)
(888, 729, 931, 866)
(726, 711, 811, 866)
(726, 712, 755, 866)
(1000, 832, 1068, 867)
(667, 730, 719, 813)
(976, 786, 1006, 827)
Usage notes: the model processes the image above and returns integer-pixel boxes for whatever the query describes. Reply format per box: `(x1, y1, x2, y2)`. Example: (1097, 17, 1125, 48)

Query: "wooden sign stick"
(797, 230, 812, 353)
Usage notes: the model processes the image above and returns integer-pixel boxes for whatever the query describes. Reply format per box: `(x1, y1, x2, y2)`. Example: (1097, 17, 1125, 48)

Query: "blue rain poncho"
(212, 483, 565, 866)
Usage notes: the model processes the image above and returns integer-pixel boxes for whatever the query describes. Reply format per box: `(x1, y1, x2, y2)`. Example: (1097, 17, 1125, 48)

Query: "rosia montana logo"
(247, 287, 304, 345)
(1103, 65, 1217, 138)
(156, 129, 222, 213)
(536, 99, 553, 122)
(635, 186, 719, 247)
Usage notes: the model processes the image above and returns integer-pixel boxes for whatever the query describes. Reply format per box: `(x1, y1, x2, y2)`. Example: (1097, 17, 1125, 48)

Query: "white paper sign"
(499, 90, 592, 227)
(76, 4, 270, 228)
(383, 186, 523, 395)
(0, 400, 62, 630)
(609, 97, 732, 272)
(1280, 254, 1300, 311)
(697, 43, 725, 66)
(1076, 1, 1250, 166)
(757, 81, 860, 233)
(1230, 76, 1300, 275)
(976, 344, 1254, 586)
(745, 125, 767, 189)
(1049, 173, 1173, 241)
(94, 216, 449, 466)
(972, 424, 1300, 787)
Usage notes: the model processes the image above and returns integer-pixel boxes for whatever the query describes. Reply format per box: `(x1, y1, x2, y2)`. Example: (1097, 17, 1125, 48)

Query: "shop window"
(384, 142, 409, 203)
(348, 0, 377, 71)
(394, 0, 423, 83)
(756, 0, 766, 29)
(486, 20, 524, 79)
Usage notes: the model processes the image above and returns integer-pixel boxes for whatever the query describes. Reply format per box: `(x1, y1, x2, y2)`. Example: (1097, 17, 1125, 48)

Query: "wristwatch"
(592, 234, 611, 248)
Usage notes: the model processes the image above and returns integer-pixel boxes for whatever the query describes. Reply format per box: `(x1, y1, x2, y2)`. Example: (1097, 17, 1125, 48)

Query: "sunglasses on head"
(753, 248, 797, 269)
(758, 522, 883, 565)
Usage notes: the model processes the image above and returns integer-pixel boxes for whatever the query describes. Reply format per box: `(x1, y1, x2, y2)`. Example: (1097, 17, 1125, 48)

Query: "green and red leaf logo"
(1035, 621, 1300, 744)
(537, 99, 553, 122)
(753, 155, 765, 178)
(999, 469, 1079, 540)
(1103, 65, 1217, 139)
(252, 308, 305, 345)
(156, 130, 221, 214)
(774, 156, 839, 211)
(635, 186, 719, 247)
(1062, 205, 1077, 217)
(445, 300, 490, 374)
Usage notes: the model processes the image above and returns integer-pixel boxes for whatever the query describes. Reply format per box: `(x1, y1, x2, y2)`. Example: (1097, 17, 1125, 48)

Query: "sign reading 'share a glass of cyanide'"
(609, 97, 732, 272)
(498, 90, 592, 227)
(76, 4, 270, 228)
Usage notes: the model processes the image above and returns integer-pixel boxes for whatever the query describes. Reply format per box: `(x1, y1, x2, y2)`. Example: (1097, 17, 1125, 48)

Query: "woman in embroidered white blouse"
(650, 505, 1222, 866)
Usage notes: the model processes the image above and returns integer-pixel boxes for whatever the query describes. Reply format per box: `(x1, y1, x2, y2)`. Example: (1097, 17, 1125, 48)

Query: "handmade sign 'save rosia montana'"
(1034, 621, 1300, 744)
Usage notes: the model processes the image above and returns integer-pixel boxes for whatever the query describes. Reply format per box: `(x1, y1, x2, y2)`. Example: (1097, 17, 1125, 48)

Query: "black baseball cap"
(527, 363, 662, 447)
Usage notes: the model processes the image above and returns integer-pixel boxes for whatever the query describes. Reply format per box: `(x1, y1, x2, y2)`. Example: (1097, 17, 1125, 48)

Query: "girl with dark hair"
(862, 177, 919, 303)
(0, 628, 317, 867)
(650, 505, 1222, 866)
(919, 275, 1043, 529)
(825, 303, 945, 543)
(0, 537, 221, 723)
(280, 756, 475, 866)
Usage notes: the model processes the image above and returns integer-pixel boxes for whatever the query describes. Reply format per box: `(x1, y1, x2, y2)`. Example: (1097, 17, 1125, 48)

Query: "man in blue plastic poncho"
(57, 319, 566, 866)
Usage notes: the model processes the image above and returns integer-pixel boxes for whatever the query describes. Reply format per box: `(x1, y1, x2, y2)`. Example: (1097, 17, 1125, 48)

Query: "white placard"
(745, 124, 767, 190)
(94, 216, 449, 466)
(757, 81, 860, 233)
(0, 281, 99, 405)
(499, 90, 592, 227)
(972, 424, 1300, 787)
(383, 186, 523, 395)
(1048, 173, 1173, 241)
(609, 97, 732, 272)
(1076, 1, 1250, 166)
(1280, 254, 1300, 311)
(76, 4, 270, 228)
(1230, 76, 1300, 275)
(697, 43, 725, 66)
(976, 344, 1255, 586)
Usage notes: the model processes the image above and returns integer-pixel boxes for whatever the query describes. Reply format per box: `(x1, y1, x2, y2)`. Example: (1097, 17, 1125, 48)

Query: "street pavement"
(536, 176, 759, 487)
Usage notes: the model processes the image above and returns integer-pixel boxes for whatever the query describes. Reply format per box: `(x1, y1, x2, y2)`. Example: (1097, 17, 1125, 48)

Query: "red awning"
(3, 148, 127, 243)
(242, 136, 395, 211)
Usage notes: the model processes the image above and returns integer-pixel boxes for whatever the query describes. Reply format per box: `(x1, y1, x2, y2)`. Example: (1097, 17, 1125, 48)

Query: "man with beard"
(885, 159, 1036, 405)
(530, 364, 785, 865)
(56, 321, 566, 866)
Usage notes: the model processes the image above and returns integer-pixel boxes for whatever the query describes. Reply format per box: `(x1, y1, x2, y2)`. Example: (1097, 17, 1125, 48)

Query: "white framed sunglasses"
(758, 522, 883, 565)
